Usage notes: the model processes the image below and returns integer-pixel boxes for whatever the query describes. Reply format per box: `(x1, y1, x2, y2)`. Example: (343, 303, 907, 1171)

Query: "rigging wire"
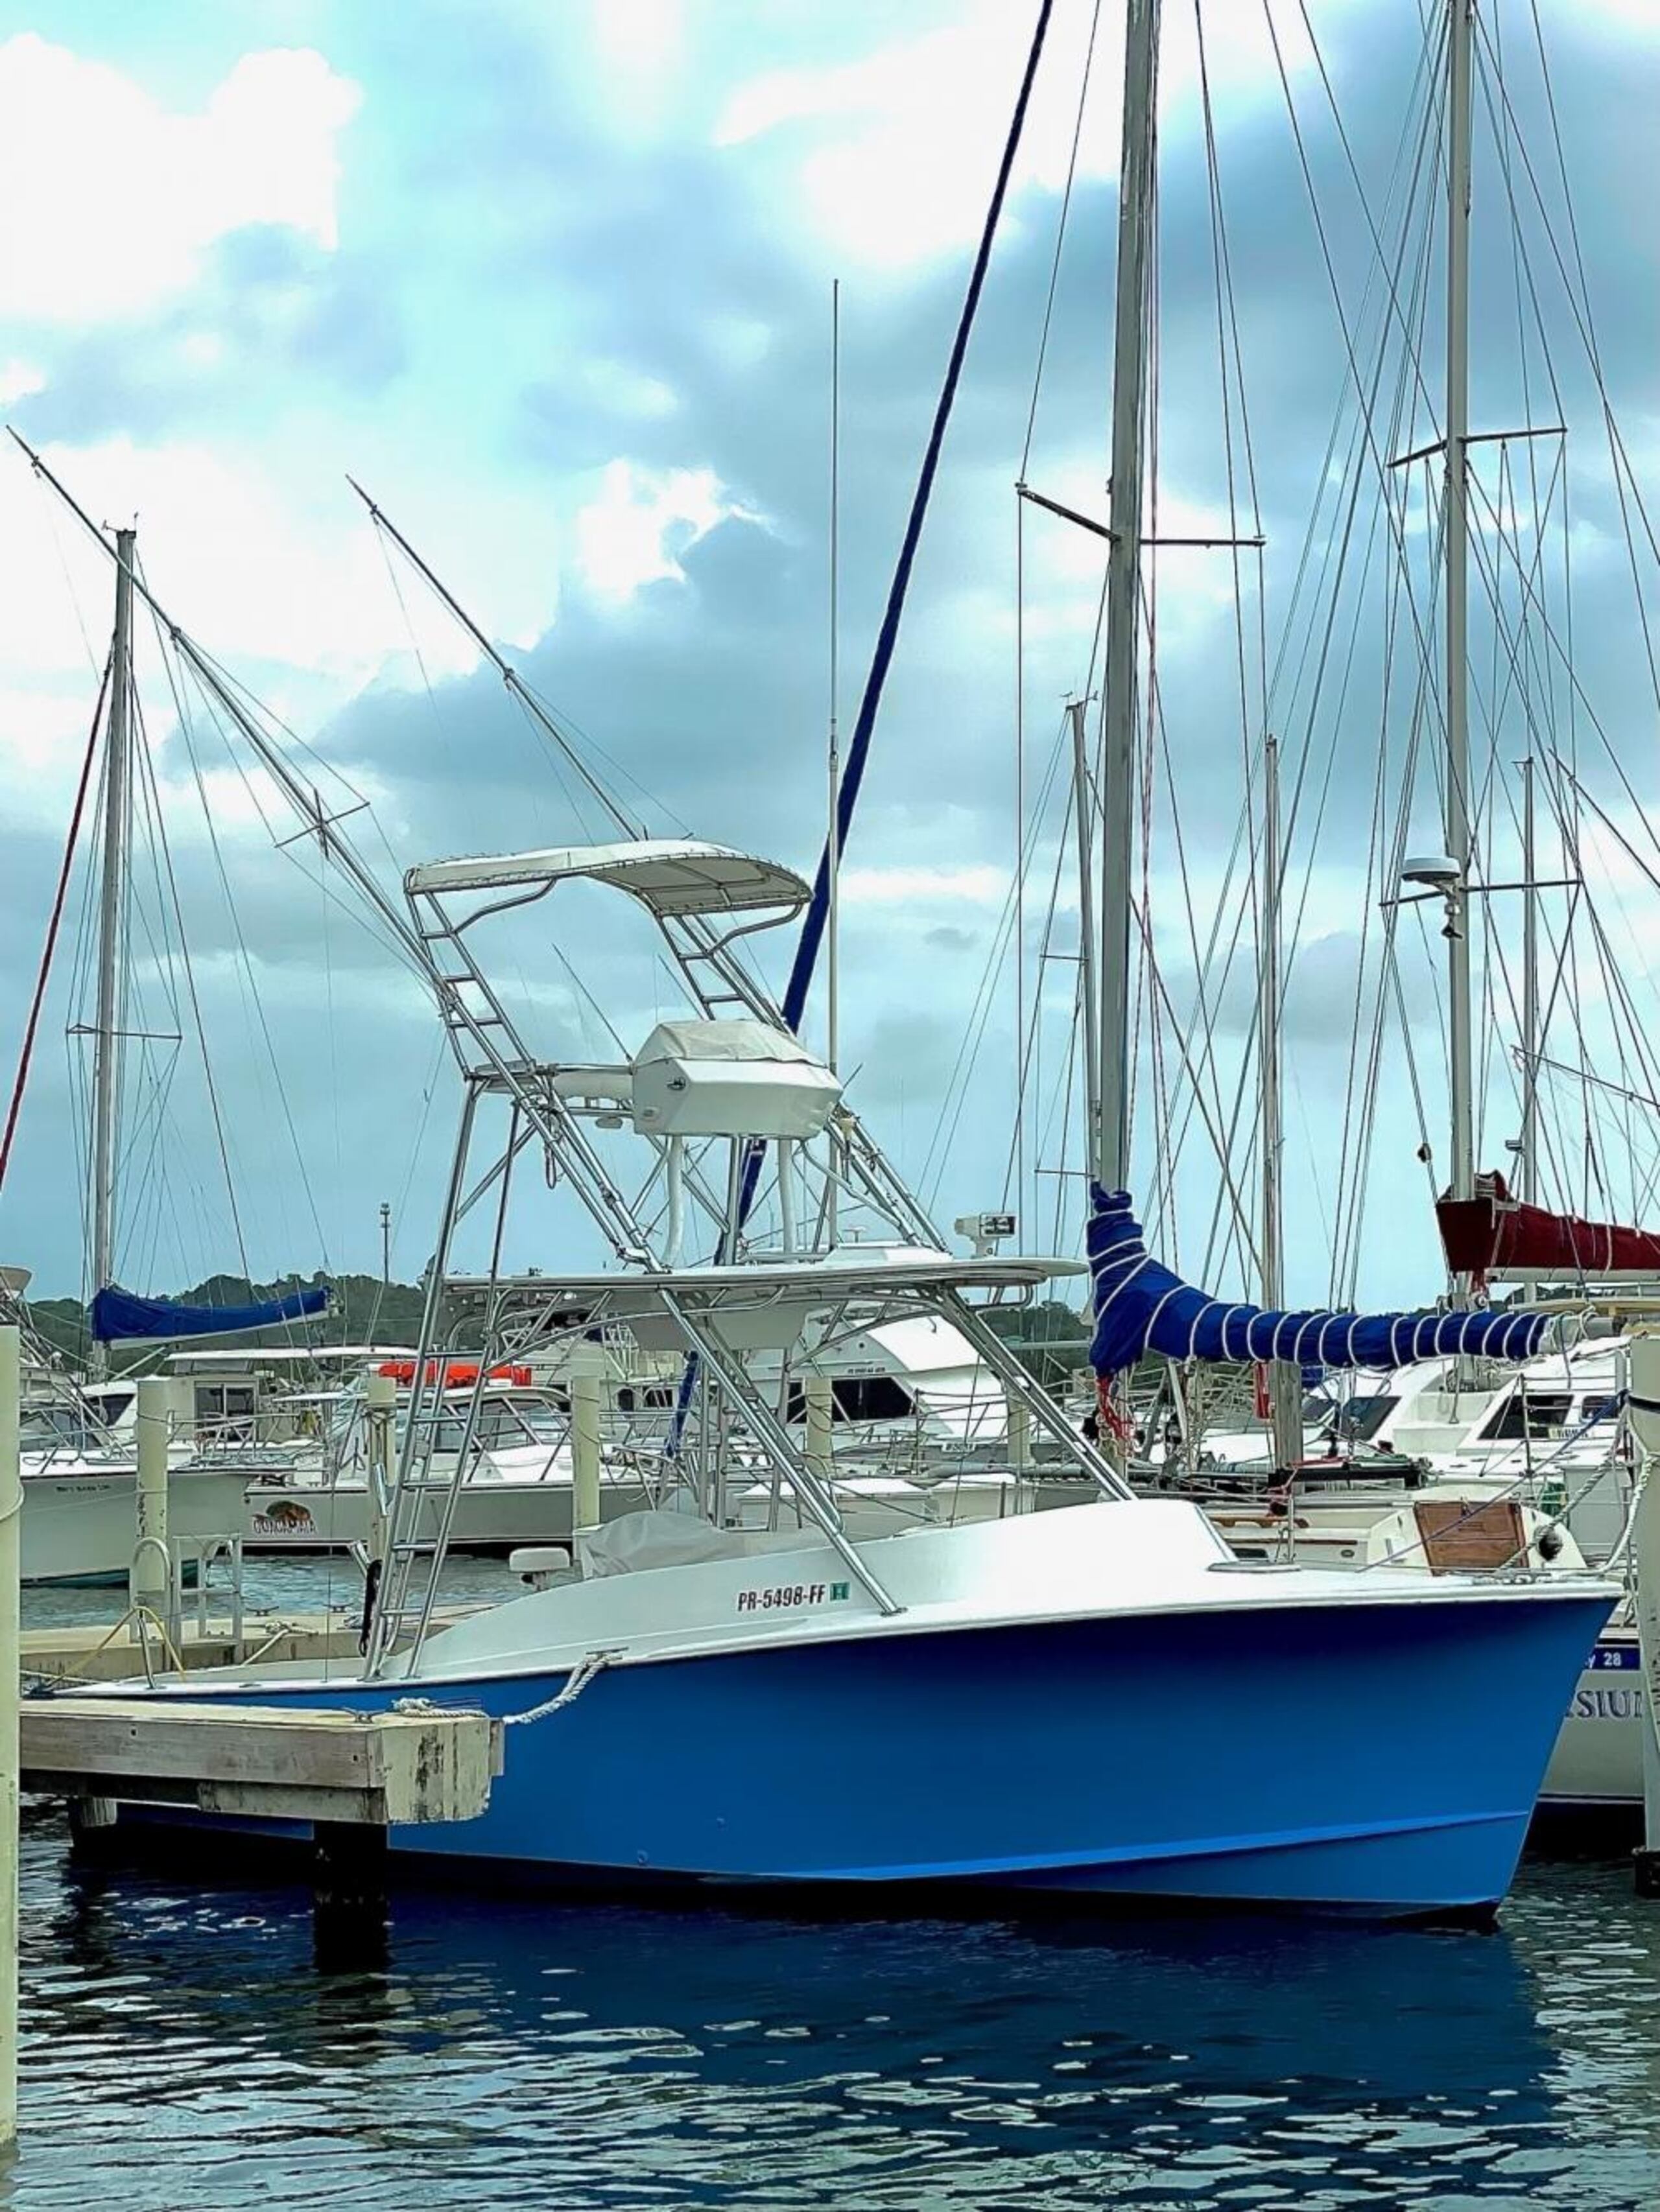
(0, 650, 112, 1193)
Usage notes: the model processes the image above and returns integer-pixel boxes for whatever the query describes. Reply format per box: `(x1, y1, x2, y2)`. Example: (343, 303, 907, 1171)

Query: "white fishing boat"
(38, 810, 1611, 1914)
(18, 0, 1625, 1917)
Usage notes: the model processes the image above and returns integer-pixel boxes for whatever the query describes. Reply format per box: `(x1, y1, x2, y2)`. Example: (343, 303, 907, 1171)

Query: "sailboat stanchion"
(0, 1324, 19, 2152)
(130, 1376, 174, 1649)
(1628, 1336, 1660, 1894)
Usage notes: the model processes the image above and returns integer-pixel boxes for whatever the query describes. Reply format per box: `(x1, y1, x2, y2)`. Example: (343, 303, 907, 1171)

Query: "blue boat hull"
(130, 1588, 1612, 1918)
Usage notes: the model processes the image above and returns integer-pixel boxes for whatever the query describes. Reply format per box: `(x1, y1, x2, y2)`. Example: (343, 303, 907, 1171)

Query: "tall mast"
(1519, 753, 1537, 1208)
(88, 526, 135, 1375)
(1096, 0, 1160, 1192)
(1067, 699, 1101, 1167)
(1444, 0, 1475, 1232)
(1260, 733, 1301, 1468)
(1515, 750, 1539, 1307)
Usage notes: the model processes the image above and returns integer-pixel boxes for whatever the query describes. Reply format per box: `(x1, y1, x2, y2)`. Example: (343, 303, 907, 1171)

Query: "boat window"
(1313, 1394, 1397, 1443)
(20, 1407, 82, 1448)
(1477, 1391, 1573, 1441)
(785, 1376, 916, 1422)
(196, 1383, 257, 1438)
(1579, 1394, 1622, 1427)
(617, 1385, 672, 1412)
(833, 1376, 914, 1421)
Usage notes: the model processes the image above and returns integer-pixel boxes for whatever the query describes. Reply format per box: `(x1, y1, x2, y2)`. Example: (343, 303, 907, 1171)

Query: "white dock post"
(1007, 1393, 1032, 1473)
(364, 1370, 396, 1564)
(1, 1323, 21, 2150)
(571, 1356, 602, 1539)
(1628, 1335, 1660, 1890)
(130, 1375, 172, 1635)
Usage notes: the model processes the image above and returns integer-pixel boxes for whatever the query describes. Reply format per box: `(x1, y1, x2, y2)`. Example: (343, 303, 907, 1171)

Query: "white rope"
(503, 1647, 622, 1728)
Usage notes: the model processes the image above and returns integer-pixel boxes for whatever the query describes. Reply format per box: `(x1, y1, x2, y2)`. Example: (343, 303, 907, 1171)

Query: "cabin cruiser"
(18, 1374, 252, 1587)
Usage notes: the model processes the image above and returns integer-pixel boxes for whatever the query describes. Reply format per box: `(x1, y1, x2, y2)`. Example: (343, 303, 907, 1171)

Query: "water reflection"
(12, 1810, 1660, 2209)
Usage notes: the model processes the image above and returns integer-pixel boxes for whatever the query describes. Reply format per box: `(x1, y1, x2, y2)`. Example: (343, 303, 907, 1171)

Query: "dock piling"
(130, 1375, 174, 1644)
(571, 1357, 602, 1537)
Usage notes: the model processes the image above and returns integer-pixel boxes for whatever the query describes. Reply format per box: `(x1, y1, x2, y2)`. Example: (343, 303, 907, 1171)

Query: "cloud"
(575, 459, 754, 599)
(2, 0, 1657, 1317)
(0, 38, 361, 325)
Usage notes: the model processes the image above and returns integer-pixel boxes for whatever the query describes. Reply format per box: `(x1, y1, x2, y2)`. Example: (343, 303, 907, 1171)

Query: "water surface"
(6, 1826, 1659, 2211)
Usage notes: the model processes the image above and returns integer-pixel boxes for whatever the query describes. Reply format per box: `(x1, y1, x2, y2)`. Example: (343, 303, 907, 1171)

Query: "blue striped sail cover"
(91, 1283, 330, 1343)
(1087, 1186, 1552, 1378)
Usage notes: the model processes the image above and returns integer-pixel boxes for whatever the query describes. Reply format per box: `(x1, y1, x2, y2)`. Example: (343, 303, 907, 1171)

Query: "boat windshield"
(20, 1406, 89, 1450)
(1476, 1390, 1573, 1442)
(1307, 1393, 1399, 1444)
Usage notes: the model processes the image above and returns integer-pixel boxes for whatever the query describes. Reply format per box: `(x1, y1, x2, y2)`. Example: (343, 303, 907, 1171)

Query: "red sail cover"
(1438, 1170, 1660, 1280)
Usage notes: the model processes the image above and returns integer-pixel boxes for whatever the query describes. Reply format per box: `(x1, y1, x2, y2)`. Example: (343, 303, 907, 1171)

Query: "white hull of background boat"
(242, 1468, 658, 1553)
(1541, 1624, 1642, 1811)
(21, 1461, 250, 1586)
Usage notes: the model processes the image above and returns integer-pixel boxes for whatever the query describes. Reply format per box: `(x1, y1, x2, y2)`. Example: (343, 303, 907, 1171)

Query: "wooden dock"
(20, 1695, 500, 1828)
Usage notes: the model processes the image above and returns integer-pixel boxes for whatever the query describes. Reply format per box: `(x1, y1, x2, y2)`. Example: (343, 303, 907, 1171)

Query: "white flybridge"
(364, 832, 1108, 1664)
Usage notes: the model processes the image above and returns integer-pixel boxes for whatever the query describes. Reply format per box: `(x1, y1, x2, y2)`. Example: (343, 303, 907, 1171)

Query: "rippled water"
(6, 1821, 1660, 2212)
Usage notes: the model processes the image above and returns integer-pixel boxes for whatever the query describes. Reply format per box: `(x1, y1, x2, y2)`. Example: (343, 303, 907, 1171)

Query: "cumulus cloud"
(0, 0, 1654, 1315)
(0, 38, 360, 324)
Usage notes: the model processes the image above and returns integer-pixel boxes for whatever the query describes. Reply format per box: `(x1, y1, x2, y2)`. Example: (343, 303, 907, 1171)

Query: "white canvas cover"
(406, 840, 809, 917)
(630, 1019, 840, 1139)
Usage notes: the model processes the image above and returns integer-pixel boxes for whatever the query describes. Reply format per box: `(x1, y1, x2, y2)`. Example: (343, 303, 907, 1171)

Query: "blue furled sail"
(91, 1282, 330, 1344)
(1088, 1187, 1554, 1378)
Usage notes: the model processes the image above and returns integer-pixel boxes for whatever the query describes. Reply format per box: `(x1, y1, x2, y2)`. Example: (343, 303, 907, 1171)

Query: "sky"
(0, 0, 1657, 1308)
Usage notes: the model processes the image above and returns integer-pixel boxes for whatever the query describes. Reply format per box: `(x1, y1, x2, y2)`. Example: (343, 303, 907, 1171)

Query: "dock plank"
(19, 1697, 499, 1826)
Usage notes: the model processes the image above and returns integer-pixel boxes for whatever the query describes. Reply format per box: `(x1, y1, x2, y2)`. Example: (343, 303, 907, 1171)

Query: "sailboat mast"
(88, 526, 135, 1375)
(1096, 0, 1160, 1193)
(1067, 698, 1101, 1166)
(1444, 0, 1476, 1225)
(1519, 753, 1537, 1207)
(1260, 733, 1301, 1467)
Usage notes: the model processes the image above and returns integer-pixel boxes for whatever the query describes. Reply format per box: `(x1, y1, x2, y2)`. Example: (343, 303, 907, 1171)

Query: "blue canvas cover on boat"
(91, 1282, 330, 1343)
(1087, 1186, 1552, 1377)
